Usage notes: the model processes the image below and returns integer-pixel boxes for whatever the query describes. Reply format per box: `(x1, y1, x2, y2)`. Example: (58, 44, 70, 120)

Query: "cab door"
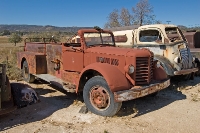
(62, 42, 84, 72)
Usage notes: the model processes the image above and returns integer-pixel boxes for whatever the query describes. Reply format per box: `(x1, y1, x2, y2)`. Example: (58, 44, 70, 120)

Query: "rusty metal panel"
(25, 43, 46, 53)
(184, 32, 200, 48)
(46, 44, 62, 75)
(17, 52, 23, 69)
(17, 52, 46, 74)
(62, 51, 84, 72)
(184, 32, 196, 48)
(35, 74, 76, 93)
(61, 70, 79, 85)
(195, 32, 200, 48)
(25, 53, 37, 74)
(35, 55, 47, 74)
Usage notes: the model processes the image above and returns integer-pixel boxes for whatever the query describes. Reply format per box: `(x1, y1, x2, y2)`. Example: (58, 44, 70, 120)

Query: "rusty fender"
(114, 79, 170, 102)
(76, 63, 130, 93)
(154, 55, 174, 76)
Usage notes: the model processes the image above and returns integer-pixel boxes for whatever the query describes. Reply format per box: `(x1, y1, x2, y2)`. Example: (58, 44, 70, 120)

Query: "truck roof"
(139, 24, 177, 29)
(105, 24, 178, 31)
(77, 29, 113, 35)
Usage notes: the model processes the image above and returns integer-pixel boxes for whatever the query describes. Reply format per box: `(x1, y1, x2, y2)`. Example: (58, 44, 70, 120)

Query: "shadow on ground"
(116, 77, 200, 117)
(0, 80, 82, 131)
(116, 88, 186, 117)
(1, 77, 200, 131)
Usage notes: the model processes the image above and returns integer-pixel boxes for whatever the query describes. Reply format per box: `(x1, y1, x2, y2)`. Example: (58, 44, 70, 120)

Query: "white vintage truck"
(109, 24, 199, 79)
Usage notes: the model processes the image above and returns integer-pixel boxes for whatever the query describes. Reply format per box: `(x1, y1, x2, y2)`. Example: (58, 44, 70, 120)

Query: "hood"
(86, 46, 151, 57)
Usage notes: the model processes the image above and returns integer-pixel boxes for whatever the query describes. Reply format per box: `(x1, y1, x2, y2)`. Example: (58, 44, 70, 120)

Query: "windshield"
(84, 33, 114, 46)
(165, 27, 185, 42)
(139, 30, 162, 42)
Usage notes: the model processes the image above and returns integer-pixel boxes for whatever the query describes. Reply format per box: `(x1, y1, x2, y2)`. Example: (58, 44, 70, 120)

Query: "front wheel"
(83, 76, 122, 117)
(22, 61, 35, 83)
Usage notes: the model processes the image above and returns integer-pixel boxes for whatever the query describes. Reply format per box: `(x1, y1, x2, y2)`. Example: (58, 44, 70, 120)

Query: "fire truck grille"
(135, 57, 153, 85)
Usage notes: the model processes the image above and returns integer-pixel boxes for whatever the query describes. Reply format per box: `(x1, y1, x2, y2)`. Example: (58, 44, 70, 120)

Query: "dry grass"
(0, 36, 9, 43)
(0, 36, 25, 46)
(0, 46, 23, 80)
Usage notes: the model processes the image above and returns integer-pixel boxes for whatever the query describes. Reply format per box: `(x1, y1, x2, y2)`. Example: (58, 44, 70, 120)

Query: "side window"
(64, 35, 81, 47)
(139, 30, 162, 43)
(114, 35, 128, 42)
(70, 36, 80, 43)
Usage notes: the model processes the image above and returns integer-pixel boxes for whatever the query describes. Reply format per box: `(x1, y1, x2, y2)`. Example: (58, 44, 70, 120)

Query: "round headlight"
(128, 65, 134, 74)
(156, 61, 161, 68)
(174, 57, 181, 63)
(192, 57, 196, 62)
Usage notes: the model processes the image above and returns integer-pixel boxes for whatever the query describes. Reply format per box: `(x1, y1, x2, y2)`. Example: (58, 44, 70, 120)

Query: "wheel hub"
(90, 86, 109, 109)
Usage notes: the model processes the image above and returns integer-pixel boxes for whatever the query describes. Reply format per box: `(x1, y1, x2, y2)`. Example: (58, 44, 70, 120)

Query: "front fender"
(154, 55, 175, 76)
(76, 63, 130, 93)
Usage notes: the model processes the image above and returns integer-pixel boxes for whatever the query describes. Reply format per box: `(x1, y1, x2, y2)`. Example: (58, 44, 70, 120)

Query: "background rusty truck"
(17, 28, 170, 117)
(183, 31, 200, 75)
(184, 31, 200, 58)
(109, 24, 198, 80)
(0, 64, 16, 115)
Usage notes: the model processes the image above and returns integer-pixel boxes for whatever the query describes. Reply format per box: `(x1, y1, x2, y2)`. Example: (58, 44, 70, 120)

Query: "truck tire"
(83, 76, 122, 117)
(22, 61, 35, 83)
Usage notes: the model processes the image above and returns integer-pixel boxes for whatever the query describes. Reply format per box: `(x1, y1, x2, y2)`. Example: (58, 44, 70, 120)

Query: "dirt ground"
(0, 77, 200, 133)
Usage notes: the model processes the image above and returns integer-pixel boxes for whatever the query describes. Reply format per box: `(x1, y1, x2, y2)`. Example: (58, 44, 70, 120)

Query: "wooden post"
(0, 64, 6, 109)
(0, 64, 2, 109)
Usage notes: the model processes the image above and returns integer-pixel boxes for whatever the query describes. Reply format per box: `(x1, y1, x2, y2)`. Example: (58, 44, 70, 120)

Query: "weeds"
(191, 93, 200, 102)
(104, 130, 109, 133)
(0, 46, 23, 80)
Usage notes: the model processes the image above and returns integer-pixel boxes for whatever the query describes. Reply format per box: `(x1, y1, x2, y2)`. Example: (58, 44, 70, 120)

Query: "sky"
(0, 0, 200, 28)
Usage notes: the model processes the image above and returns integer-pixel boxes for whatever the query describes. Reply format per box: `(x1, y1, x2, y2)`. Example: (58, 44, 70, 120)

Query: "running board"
(34, 74, 76, 93)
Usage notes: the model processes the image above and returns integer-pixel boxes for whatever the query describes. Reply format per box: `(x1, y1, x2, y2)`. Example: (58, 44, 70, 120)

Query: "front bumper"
(114, 79, 170, 102)
(174, 68, 198, 75)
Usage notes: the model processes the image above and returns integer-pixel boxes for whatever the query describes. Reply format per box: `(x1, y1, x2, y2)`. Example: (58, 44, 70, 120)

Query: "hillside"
(0, 24, 93, 32)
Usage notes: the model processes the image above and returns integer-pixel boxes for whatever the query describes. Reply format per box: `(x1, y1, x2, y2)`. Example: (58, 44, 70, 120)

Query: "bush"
(8, 33, 22, 46)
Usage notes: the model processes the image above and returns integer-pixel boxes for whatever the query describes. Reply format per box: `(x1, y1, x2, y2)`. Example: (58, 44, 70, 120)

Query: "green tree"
(9, 33, 22, 46)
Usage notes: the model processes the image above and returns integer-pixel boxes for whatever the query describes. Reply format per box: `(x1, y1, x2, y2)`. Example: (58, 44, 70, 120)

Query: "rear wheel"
(83, 76, 122, 117)
(22, 61, 35, 83)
